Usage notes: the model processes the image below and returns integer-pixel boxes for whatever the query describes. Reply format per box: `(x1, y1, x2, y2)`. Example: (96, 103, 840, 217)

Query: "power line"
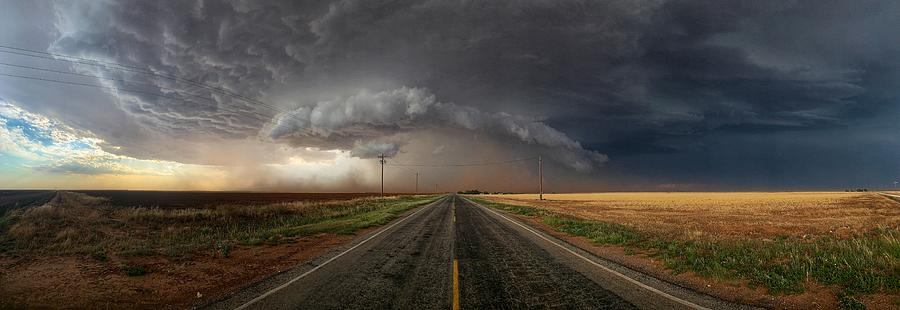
(0, 71, 193, 103)
(386, 158, 419, 173)
(0, 45, 168, 74)
(0, 46, 284, 113)
(0, 61, 220, 103)
(385, 156, 538, 167)
(386, 158, 421, 195)
(0, 72, 272, 121)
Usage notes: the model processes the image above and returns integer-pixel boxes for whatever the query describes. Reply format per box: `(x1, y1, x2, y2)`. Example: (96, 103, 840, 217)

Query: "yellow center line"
(452, 205, 456, 223)
(452, 259, 460, 310)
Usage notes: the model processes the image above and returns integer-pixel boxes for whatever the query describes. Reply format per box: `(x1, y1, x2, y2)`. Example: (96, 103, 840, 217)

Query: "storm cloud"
(268, 87, 607, 171)
(0, 0, 898, 190)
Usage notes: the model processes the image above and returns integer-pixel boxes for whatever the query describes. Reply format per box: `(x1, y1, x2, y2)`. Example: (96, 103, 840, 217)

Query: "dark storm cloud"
(49, 1, 318, 136)
(32, 0, 900, 187)
(267, 87, 607, 170)
(294, 0, 893, 146)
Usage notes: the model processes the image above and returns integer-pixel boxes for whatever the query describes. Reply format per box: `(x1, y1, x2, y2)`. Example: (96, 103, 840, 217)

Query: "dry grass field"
(485, 192, 900, 239)
(475, 192, 900, 309)
(0, 191, 439, 308)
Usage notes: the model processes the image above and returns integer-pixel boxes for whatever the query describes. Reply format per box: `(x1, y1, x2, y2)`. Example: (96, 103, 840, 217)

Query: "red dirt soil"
(0, 232, 360, 309)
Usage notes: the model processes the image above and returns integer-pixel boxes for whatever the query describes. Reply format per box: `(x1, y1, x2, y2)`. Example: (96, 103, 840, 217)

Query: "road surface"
(211, 195, 751, 310)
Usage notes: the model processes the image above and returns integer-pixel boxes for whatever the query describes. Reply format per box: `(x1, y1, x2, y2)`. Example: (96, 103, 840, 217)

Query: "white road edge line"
(464, 197, 709, 310)
(234, 197, 445, 310)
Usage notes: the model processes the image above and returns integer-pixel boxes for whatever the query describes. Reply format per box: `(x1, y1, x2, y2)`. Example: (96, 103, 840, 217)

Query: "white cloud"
(0, 99, 185, 176)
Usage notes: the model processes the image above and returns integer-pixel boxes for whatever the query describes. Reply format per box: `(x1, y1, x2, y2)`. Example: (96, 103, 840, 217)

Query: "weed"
(215, 240, 231, 258)
(90, 250, 107, 261)
(242, 237, 262, 246)
(837, 292, 866, 310)
(119, 245, 154, 257)
(122, 264, 147, 276)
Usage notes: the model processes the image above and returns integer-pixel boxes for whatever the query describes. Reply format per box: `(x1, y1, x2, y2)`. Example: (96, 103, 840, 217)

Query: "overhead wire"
(386, 158, 419, 174)
(0, 61, 219, 103)
(0, 45, 285, 114)
(385, 156, 538, 167)
(0, 44, 297, 125)
(0, 72, 273, 122)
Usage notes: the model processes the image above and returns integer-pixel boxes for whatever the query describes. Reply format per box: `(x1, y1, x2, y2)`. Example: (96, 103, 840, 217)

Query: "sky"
(0, 0, 898, 192)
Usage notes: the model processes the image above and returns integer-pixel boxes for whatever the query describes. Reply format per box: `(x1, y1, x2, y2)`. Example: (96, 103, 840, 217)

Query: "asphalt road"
(213, 195, 752, 310)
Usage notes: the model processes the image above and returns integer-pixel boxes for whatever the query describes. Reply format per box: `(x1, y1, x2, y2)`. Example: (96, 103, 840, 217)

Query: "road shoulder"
(203, 195, 449, 310)
(460, 196, 758, 310)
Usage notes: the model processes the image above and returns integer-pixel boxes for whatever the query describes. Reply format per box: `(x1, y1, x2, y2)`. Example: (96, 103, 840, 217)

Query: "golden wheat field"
(483, 192, 900, 239)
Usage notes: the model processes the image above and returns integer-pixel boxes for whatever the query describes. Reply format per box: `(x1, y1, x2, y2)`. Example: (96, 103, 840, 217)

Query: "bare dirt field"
(0, 232, 356, 308)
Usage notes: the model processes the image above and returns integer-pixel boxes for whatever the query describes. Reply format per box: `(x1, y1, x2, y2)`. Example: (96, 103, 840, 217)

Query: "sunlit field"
(485, 192, 900, 239)
(475, 192, 900, 308)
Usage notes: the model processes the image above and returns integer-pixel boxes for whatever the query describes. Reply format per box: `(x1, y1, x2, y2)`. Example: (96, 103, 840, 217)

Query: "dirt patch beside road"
(0, 233, 356, 309)
(0, 192, 440, 308)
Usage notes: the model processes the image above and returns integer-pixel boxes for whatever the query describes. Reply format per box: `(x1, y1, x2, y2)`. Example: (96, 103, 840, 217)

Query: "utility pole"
(378, 154, 387, 197)
(539, 156, 543, 200)
(415, 172, 419, 195)
(434, 183, 438, 194)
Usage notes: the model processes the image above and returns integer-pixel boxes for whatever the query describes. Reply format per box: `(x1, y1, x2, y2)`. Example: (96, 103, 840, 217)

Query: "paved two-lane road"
(212, 195, 749, 310)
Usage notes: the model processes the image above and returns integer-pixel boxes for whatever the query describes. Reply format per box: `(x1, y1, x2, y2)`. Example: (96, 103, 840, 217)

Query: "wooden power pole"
(378, 154, 387, 197)
(415, 172, 419, 194)
(539, 156, 543, 200)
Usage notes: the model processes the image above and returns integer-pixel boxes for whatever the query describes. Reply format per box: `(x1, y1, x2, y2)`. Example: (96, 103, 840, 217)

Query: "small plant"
(837, 293, 866, 310)
(165, 245, 185, 258)
(122, 264, 147, 276)
(90, 250, 107, 261)
(215, 240, 231, 258)
(119, 245, 154, 257)
(243, 237, 262, 246)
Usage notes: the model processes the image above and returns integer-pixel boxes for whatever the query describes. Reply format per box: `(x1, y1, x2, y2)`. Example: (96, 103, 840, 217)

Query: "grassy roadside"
(468, 197, 900, 307)
(0, 192, 442, 259)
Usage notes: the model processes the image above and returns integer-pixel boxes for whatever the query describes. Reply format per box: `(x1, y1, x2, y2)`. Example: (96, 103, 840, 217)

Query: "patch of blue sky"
(0, 153, 31, 171)
(0, 100, 190, 178)
(2, 117, 54, 146)
(67, 139, 93, 150)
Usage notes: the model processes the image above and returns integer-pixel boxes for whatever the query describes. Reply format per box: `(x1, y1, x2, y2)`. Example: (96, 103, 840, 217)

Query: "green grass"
(0, 192, 442, 259)
(470, 197, 900, 301)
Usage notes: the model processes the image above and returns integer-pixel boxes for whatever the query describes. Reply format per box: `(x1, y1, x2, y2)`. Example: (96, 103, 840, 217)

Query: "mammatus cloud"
(49, 1, 318, 139)
(268, 87, 608, 171)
